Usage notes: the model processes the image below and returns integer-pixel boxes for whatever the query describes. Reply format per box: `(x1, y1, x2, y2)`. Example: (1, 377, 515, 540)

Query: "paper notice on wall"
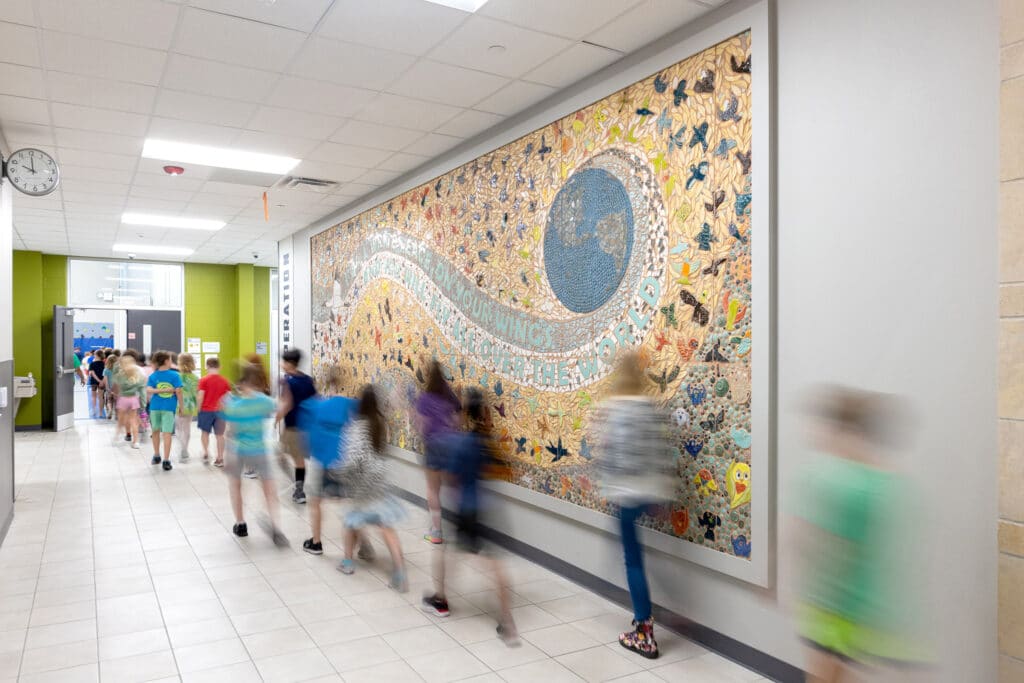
(187, 338, 201, 353)
(256, 342, 267, 354)
(202, 341, 220, 353)
(128, 332, 136, 340)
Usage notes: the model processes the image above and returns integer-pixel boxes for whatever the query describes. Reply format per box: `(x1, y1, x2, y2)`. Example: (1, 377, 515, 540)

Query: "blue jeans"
(619, 504, 652, 622)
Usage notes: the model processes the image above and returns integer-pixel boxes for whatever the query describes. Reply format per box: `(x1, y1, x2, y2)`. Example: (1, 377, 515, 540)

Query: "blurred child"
(221, 362, 287, 547)
(336, 386, 406, 591)
(146, 351, 182, 471)
(277, 349, 318, 503)
(422, 388, 519, 645)
(88, 349, 106, 418)
(103, 354, 118, 421)
(595, 353, 675, 659)
(415, 361, 461, 543)
(197, 356, 231, 466)
(115, 356, 146, 450)
(175, 353, 199, 462)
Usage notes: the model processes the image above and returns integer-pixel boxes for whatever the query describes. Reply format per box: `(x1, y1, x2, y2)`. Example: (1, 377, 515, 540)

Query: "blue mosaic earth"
(544, 168, 635, 313)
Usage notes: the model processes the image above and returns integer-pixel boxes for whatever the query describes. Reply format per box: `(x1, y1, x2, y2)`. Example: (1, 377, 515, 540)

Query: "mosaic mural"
(312, 32, 754, 558)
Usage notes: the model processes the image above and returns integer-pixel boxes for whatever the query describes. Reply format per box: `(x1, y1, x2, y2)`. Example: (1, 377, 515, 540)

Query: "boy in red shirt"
(197, 357, 232, 466)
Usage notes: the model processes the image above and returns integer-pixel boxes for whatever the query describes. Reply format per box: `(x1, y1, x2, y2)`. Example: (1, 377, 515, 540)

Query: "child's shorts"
(226, 453, 271, 480)
(150, 410, 176, 433)
(197, 411, 225, 435)
(116, 396, 140, 411)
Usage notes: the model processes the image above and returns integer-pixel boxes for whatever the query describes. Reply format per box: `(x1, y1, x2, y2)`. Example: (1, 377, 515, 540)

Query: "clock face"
(6, 148, 60, 197)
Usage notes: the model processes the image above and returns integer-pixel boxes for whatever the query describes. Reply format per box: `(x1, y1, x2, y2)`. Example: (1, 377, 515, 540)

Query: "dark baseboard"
(392, 487, 804, 683)
(14, 425, 42, 432)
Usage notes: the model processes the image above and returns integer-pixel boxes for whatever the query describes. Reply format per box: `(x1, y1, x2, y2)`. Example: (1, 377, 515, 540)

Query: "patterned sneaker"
(232, 522, 248, 537)
(423, 530, 443, 544)
(292, 485, 307, 504)
(243, 468, 258, 479)
(303, 538, 323, 555)
(619, 618, 659, 659)
(337, 559, 355, 575)
(151, 454, 161, 465)
(421, 594, 450, 617)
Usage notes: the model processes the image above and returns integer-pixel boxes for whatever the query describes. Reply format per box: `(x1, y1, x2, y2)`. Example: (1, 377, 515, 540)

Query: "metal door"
(53, 306, 76, 431)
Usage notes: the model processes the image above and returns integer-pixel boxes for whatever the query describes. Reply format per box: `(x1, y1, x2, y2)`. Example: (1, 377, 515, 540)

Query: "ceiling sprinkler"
(163, 165, 185, 175)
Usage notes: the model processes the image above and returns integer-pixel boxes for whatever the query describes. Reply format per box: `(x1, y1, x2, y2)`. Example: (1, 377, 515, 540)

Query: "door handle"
(56, 365, 75, 376)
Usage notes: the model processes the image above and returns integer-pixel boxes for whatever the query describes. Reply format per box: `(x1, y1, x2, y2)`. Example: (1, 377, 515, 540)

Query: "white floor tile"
(98, 627, 170, 660)
(25, 618, 97, 649)
(406, 645, 491, 682)
(497, 657, 586, 682)
(181, 660, 262, 683)
(18, 662, 99, 683)
(382, 623, 461, 658)
(174, 636, 251, 674)
(167, 616, 238, 648)
(241, 626, 317, 659)
(341, 659, 424, 683)
(467, 638, 548, 671)
(98, 649, 178, 683)
(319, 635, 401, 672)
(229, 607, 299, 637)
(253, 648, 335, 683)
(303, 614, 376, 648)
(650, 652, 761, 682)
(556, 645, 645, 682)
(29, 600, 97, 628)
(522, 623, 602, 657)
(19, 639, 98, 675)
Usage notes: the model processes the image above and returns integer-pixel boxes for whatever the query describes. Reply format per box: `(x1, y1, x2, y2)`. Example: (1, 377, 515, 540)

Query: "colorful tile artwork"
(311, 33, 753, 558)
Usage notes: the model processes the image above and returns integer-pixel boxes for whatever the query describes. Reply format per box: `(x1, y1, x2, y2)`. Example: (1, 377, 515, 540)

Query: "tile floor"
(0, 422, 768, 683)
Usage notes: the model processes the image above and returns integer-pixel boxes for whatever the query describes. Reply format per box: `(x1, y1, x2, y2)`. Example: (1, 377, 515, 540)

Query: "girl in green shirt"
(176, 353, 199, 462)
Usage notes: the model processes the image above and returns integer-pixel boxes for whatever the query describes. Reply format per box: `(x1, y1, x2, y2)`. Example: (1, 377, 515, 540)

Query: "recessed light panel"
(423, 0, 490, 12)
(142, 139, 300, 175)
(122, 212, 225, 231)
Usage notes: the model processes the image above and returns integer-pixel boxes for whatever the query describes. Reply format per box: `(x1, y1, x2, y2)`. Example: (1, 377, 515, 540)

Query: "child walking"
(115, 356, 146, 449)
(146, 350, 182, 471)
(175, 353, 199, 462)
(336, 385, 407, 591)
(220, 361, 287, 546)
(88, 349, 106, 418)
(197, 356, 231, 466)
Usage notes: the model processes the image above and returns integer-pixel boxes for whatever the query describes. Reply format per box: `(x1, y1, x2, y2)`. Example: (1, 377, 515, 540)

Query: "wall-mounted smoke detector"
(276, 176, 338, 192)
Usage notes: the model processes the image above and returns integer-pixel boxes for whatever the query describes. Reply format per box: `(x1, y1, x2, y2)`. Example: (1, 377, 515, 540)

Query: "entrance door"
(126, 310, 182, 354)
(53, 306, 76, 431)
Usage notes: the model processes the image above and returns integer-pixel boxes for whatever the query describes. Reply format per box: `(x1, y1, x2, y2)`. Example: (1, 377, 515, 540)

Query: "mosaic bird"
(494, 380, 503, 397)
(694, 70, 715, 94)
(703, 257, 727, 276)
(680, 289, 710, 327)
(515, 437, 527, 455)
(705, 189, 726, 213)
(718, 96, 742, 123)
(685, 162, 708, 190)
(705, 341, 729, 363)
(546, 437, 570, 463)
(667, 125, 687, 153)
(655, 109, 673, 135)
(635, 105, 655, 117)
(654, 331, 670, 351)
(700, 408, 726, 433)
(736, 149, 752, 175)
(726, 461, 751, 508)
(538, 135, 552, 160)
(653, 73, 669, 93)
(694, 469, 718, 496)
(732, 535, 751, 557)
(579, 437, 593, 461)
(673, 79, 688, 105)
(689, 122, 709, 151)
(731, 427, 752, 450)
(714, 138, 737, 157)
(660, 302, 679, 328)
(695, 222, 716, 251)
(731, 54, 751, 74)
(646, 366, 680, 392)
(734, 192, 752, 217)
(698, 511, 722, 541)
(684, 436, 704, 457)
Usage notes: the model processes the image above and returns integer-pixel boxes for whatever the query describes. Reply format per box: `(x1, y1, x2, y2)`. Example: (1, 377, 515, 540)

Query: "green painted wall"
(12, 251, 67, 428)
(183, 263, 271, 380)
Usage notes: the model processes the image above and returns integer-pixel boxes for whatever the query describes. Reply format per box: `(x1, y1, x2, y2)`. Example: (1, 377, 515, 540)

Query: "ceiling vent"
(277, 176, 338, 192)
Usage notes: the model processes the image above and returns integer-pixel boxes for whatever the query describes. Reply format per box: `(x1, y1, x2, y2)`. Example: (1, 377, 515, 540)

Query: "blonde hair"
(178, 353, 196, 374)
(119, 356, 144, 383)
(611, 352, 645, 395)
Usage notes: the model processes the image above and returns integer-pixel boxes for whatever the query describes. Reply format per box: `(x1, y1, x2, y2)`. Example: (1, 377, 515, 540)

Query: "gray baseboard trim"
(14, 425, 41, 432)
(392, 487, 803, 683)
(0, 508, 11, 546)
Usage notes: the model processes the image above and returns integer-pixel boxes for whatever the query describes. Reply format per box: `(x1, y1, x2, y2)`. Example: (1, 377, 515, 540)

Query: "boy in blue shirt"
(146, 350, 182, 471)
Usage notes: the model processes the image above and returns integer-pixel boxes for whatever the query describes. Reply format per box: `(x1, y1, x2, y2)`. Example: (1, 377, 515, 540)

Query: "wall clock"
(3, 148, 60, 197)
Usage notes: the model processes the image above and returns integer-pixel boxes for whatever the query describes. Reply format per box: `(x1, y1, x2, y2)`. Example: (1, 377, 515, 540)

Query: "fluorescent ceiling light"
(113, 244, 193, 257)
(142, 139, 299, 175)
(122, 212, 224, 231)
(423, 0, 489, 11)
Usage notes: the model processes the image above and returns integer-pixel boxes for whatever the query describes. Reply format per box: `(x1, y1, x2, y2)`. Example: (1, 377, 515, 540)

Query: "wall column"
(235, 264, 256, 359)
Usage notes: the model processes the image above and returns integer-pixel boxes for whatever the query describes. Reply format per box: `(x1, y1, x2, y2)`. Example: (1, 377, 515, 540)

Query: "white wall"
(285, 0, 998, 676)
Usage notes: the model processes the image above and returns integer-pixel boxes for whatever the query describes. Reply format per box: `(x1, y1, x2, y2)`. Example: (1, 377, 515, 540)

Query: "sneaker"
(389, 571, 408, 593)
(151, 454, 161, 465)
(292, 485, 307, 504)
(303, 538, 323, 555)
(243, 468, 258, 479)
(423, 530, 443, 544)
(233, 522, 248, 537)
(357, 543, 376, 561)
(337, 559, 355, 575)
(213, 459, 224, 468)
(131, 442, 140, 450)
(202, 452, 210, 463)
(272, 529, 289, 548)
(162, 459, 173, 471)
(497, 622, 521, 647)
(179, 452, 190, 463)
(125, 434, 132, 442)
(619, 618, 659, 659)
(421, 594, 450, 617)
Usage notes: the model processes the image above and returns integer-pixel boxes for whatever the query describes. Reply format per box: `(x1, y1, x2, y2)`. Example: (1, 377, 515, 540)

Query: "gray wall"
(285, 0, 999, 676)
(0, 180, 14, 540)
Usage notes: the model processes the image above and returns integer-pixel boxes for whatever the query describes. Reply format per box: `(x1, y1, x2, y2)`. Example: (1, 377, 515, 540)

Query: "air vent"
(277, 176, 338, 191)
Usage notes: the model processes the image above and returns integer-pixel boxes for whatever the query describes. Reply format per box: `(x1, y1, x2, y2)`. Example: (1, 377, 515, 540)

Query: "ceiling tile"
(162, 54, 277, 103)
(128, 185, 195, 202)
(401, 132, 462, 157)
(328, 120, 424, 151)
(266, 76, 377, 117)
(154, 90, 257, 129)
(54, 128, 143, 155)
(60, 179, 130, 197)
(376, 151, 429, 173)
(50, 103, 150, 137)
(247, 106, 344, 140)
(146, 117, 243, 147)
(59, 165, 134, 184)
(0, 63, 45, 99)
(318, 0, 467, 57)
(387, 60, 507, 108)
(189, 0, 332, 32)
(188, 191, 253, 208)
(479, 0, 639, 40)
(308, 142, 393, 168)
(37, 0, 180, 50)
(132, 167, 208, 188)
(433, 108, 505, 138)
(46, 72, 157, 115)
(473, 79, 555, 115)
(0, 21, 41, 68)
(61, 191, 127, 206)
(290, 160, 367, 184)
(232, 130, 320, 158)
(174, 8, 307, 72)
(289, 37, 416, 91)
(352, 93, 461, 132)
(0, 95, 49, 125)
(4, 121, 55, 145)
(347, 169, 399, 186)
(43, 32, 167, 85)
(57, 148, 137, 171)
(199, 180, 268, 196)
(123, 196, 193, 213)
(525, 42, 623, 88)
(586, 0, 710, 53)
(0, 1, 35, 26)
(428, 15, 571, 79)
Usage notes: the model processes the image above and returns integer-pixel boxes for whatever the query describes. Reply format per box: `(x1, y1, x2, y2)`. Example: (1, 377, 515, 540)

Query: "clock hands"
(29, 157, 35, 174)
